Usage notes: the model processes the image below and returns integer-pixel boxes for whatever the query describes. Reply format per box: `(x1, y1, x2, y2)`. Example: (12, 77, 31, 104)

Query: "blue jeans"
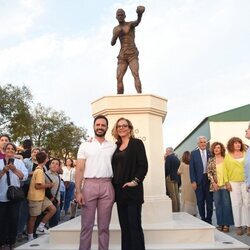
(64, 182, 75, 212)
(17, 199, 29, 234)
(213, 188, 234, 226)
(60, 191, 65, 211)
(49, 204, 60, 227)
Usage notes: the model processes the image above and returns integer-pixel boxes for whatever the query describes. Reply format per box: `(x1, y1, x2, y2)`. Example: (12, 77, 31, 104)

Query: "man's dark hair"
(0, 134, 11, 142)
(93, 115, 108, 126)
(36, 152, 47, 164)
(23, 139, 32, 149)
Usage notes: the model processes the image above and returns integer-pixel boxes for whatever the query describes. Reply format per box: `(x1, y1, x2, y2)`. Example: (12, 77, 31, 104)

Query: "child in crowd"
(27, 152, 56, 241)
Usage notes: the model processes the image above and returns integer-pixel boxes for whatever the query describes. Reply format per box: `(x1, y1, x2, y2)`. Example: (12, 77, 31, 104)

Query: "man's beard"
(94, 129, 107, 137)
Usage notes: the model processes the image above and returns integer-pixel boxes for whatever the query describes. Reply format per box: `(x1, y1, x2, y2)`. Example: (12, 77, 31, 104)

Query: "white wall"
(209, 121, 249, 147)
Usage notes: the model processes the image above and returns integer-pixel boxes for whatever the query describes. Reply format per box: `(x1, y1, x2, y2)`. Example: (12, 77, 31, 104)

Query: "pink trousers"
(79, 178, 114, 250)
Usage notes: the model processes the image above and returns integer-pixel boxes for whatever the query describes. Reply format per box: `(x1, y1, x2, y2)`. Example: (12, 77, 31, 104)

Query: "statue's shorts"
(117, 47, 139, 64)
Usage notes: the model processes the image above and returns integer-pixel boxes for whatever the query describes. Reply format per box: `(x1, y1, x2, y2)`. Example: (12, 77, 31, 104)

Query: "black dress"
(112, 138, 148, 250)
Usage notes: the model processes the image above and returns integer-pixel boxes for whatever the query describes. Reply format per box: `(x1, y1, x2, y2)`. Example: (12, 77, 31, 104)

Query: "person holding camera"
(0, 142, 28, 249)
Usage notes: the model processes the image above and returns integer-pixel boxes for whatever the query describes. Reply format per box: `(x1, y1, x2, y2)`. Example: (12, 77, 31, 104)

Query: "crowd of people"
(1, 118, 250, 250)
(0, 134, 78, 249)
(0, 115, 148, 250)
(165, 122, 250, 236)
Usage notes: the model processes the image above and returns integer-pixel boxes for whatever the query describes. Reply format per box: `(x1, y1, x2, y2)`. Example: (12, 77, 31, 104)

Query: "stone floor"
(15, 208, 250, 249)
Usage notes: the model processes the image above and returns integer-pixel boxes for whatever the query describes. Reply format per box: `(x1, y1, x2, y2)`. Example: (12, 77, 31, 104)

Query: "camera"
(8, 158, 14, 164)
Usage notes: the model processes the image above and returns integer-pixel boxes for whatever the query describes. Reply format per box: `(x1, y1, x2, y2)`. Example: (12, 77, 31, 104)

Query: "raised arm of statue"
(131, 6, 145, 27)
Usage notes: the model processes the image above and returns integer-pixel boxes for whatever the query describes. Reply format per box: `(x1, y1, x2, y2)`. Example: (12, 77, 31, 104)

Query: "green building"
(174, 104, 250, 157)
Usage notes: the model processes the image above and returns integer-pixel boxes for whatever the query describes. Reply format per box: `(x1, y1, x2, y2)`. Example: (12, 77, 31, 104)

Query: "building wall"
(175, 121, 249, 158)
(209, 121, 249, 147)
(174, 121, 210, 158)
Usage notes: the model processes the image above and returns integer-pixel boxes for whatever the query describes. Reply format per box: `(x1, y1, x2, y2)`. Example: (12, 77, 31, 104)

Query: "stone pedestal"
(92, 94, 172, 224)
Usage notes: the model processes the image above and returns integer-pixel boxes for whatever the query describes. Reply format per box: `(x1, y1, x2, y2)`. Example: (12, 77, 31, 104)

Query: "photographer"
(0, 142, 28, 249)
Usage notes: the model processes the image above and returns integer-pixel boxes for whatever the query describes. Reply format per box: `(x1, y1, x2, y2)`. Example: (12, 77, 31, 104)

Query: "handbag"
(6, 171, 25, 202)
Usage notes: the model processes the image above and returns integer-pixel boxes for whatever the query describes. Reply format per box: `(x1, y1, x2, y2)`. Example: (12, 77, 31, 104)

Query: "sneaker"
(36, 227, 49, 234)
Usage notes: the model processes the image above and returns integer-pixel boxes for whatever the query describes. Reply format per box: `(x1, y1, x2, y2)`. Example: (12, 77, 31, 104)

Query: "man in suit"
(190, 136, 213, 224)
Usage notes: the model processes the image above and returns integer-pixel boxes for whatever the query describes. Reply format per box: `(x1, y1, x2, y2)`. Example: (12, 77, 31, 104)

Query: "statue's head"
(116, 8, 126, 22)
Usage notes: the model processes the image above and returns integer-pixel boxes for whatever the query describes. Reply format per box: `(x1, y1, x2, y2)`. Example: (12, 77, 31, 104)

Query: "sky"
(0, 0, 249, 149)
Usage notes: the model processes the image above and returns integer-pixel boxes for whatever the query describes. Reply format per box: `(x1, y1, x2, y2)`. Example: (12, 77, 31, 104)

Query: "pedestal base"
(16, 213, 248, 250)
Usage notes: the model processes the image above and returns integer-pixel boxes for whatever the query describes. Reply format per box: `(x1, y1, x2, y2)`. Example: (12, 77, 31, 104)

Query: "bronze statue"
(111, 6, 145, 94)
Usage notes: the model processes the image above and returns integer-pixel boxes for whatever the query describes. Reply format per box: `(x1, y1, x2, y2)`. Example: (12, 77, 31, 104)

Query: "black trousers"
(117, 203, 145, 250)
(0, 201, 20, 246)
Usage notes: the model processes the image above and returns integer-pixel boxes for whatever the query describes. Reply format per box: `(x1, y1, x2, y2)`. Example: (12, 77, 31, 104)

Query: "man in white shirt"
(75, 115, 116, 250)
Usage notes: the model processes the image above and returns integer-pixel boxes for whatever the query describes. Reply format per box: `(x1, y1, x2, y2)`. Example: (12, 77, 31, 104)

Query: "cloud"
(0, 0, 249, 146)
(0, 0, 44, 38)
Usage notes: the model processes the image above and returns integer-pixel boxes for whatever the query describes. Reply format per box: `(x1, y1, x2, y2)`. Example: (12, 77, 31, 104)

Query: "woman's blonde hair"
(112, 117, 135, 144)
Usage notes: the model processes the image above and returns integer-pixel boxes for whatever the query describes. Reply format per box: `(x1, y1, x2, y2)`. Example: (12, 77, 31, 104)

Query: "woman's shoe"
(216, 225, 223, 231)
(236, 226, 244, 236)
(223, 225, 229, 233)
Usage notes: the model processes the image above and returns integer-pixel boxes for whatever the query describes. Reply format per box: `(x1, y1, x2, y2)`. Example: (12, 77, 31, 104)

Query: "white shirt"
(45, 170, 61, 201)
(199, 149, 207, 173)
(77, 138, 116, 178)
(61, 166, 75, 182)
(0, 158, 28, 202)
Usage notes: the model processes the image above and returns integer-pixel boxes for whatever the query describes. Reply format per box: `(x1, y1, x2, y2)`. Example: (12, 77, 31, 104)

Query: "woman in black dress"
(112, 117, 148, 250)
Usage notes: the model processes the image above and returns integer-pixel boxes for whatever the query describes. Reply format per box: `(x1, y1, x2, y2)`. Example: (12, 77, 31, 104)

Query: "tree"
(0, 84, 88, 157)
(31, 104, 87, 158)
(46, 122, 87, 160)
(31, 103, 68, 147)
(0, 84, 33, 140)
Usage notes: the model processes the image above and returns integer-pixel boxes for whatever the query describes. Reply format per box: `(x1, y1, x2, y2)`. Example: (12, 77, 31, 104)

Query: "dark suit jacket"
(165, 153, 180, 182)
(112, 138, 148, 205)
(189, 148, 211, 185)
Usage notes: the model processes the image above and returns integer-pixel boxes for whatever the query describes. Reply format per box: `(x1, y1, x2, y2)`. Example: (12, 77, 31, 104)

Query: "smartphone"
(8, 158, 14, 164)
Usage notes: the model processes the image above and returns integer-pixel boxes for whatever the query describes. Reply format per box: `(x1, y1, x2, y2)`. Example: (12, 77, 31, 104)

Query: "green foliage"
(0, 84, 87, 158)
(46, 122, 87, 160)
(0, 84, 33, 139)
